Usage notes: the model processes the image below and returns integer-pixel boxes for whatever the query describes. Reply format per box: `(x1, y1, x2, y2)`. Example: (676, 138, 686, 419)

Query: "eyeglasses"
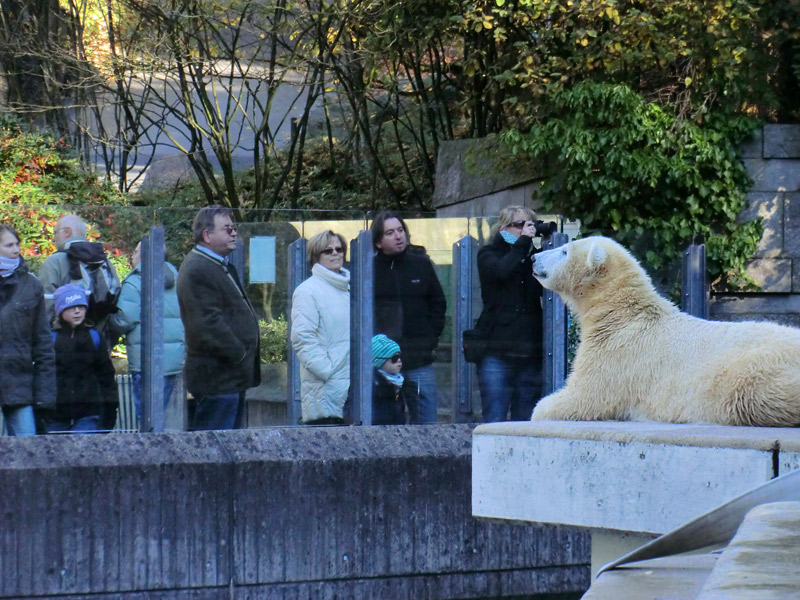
(212, 225, 237, 235)
(387, 353, 402, 363)
(509, 220, 528, 229)
(321, 246, 344, 256)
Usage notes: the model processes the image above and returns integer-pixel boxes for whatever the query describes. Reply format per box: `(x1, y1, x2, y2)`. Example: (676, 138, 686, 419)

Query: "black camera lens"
(533, 220, 558, 236)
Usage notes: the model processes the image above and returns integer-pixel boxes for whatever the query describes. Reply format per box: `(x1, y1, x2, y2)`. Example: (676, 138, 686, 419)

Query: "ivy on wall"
(503, 82, 763, 291)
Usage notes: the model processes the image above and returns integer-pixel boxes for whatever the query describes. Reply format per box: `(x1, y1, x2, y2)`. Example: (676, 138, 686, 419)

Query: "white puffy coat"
(290, 263, 350, 422)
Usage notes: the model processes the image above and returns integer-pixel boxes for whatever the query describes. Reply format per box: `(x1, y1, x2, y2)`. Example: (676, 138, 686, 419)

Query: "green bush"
(259, 316, 288, 364)
(0, 115, 128, 260)
(503, 82, 762, 292)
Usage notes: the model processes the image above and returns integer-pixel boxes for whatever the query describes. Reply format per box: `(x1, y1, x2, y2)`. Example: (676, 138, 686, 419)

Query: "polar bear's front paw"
(531, 392, 568, 421)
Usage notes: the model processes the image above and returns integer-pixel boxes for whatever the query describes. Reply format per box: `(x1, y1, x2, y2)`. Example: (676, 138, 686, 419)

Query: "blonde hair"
(491, 205, 537, 237)
(307, 230, 347, 266)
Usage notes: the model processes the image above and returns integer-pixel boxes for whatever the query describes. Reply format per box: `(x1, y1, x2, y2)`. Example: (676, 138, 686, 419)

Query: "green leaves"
(503, 82, 761, 291)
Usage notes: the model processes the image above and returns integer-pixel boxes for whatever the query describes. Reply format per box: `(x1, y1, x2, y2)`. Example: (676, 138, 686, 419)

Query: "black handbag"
(462, 328, 488, 364)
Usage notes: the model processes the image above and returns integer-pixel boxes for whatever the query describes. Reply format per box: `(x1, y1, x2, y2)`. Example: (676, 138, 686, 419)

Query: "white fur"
(531, 236, 800, 426)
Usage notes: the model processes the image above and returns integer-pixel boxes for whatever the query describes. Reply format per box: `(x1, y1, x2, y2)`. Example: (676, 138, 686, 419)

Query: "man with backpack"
(39, 215, 122, 347)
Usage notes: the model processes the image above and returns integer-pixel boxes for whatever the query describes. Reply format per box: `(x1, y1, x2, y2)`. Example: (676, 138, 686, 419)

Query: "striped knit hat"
(371, 334, 400, 369)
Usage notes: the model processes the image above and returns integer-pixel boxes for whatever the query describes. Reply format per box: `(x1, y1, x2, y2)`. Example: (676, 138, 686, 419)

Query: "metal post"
(229, 242, 245, 283)
(451, 235, 479, 422)
(141, 226, 165, 433)
(542, 233, 570, 396)
(682, 243, 708, 318)
(349, 231, 374, 425)
(286, 238, 308, 425)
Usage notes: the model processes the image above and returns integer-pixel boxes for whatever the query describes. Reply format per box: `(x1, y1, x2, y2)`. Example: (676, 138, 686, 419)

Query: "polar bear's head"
(532, 236, 652, 306)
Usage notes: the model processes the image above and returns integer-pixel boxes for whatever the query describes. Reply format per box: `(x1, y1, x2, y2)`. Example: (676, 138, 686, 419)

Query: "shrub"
(259, 316, 288, 364)
(0, 115, 129, 260)
(503, 82, 762, 292)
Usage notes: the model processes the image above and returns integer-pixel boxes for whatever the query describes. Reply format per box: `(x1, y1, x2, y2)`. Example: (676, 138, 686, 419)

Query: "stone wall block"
(437, 185, 540, 218)
(794, 260, 800, 294)
(433, 137, 544, 208)
(764, 124, 800, 159)
(738, 192, 783, 257)
(744, 258, 793, 292)
(738, 128, 763, 159)
(742, 159, 800, 192)
(433, 141, 465, 209)
(784, 193, 800, 258)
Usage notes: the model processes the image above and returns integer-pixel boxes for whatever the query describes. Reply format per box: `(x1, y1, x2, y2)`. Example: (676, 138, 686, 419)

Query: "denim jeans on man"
(1, 405, 36, 436)
(192, 391, 246, 430)
(131, 373, 177, 425)
(404, 364, 438, 424)
(478, 355, 543, 423)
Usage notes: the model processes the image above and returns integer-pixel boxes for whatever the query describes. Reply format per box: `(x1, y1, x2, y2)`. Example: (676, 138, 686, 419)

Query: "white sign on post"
(249, 236, 277, 283)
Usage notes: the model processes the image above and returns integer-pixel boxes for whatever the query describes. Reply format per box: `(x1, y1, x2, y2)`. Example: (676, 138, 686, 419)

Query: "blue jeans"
(478, 355, 543, 423)
(404, 364, 439, 424)
(2, 405, 36, 436)
(132, 373, 177, 425)
(192, 391, 245, 431)
(46, 415, 101, 434)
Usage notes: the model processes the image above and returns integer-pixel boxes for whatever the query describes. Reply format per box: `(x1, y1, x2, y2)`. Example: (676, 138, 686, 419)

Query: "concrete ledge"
(472, 421, 800, 535)
(582, 554, 719, 600)
(698, 501, 800, 599)
(0, 425, 590, 598)
(582, 501, 800, 599)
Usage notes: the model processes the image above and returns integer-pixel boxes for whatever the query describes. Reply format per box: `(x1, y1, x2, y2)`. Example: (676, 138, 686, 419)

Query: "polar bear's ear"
(586, 241, 607, 269)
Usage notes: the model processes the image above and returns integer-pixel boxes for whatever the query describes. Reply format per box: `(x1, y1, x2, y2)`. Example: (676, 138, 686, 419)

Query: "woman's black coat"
(0, 258, 56, 408)
(475, 232, 544, 359)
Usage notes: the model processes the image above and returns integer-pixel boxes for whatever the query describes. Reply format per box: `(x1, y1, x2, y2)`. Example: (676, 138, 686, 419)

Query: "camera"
(533, 220, 558, 237)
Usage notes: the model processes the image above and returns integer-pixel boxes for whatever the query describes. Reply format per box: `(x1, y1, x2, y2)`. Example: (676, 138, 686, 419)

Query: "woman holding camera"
(474, 206, 548, 422)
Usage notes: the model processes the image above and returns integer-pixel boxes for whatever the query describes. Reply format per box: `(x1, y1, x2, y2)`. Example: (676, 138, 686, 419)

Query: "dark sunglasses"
(388, 353, 402, 363)
(321, 246, 344, 256)
(213, 225, 237, 235)
(509, 220, 528, 229)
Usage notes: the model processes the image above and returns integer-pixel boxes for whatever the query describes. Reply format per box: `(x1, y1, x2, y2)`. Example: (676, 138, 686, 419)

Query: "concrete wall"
(433, 136, 544, 218)
(0, 425, 589, 599)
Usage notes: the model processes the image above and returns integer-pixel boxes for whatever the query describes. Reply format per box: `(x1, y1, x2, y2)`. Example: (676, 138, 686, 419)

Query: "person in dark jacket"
(38, 214, 121, 344)
(0, 225, 56, 435)
(371, 334, 418, 425)
(177, 206, 260, 431)
(475, 206, 547, 422)
(371, 211, 446, 424)
(47, 284, 119, 433)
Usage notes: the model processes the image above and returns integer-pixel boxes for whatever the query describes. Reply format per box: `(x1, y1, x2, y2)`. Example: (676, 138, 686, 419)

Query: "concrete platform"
(583, 501, 800, 599)
(582, 554, 719, 600)
(472, 421, 800, 576)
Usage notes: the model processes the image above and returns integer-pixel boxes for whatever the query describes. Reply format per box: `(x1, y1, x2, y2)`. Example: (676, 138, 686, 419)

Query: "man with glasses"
(39, 214, 121, 345)
(177, 205, 260, 430)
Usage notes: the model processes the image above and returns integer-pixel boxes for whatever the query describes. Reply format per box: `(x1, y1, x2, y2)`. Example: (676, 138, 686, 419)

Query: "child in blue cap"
(46, 284, 119, 433)
(371, 334, 418, 425)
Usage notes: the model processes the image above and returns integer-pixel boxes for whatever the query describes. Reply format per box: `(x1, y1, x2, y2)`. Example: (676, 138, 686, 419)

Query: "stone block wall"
(433, 136, 543, 218)
(711, 125, 800, 326)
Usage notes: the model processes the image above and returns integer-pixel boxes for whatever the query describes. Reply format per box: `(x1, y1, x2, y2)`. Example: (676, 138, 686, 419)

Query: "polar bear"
(530, 236, 800, 426)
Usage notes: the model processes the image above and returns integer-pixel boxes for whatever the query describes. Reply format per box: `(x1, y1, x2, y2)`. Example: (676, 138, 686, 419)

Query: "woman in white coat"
(290, 230, 351, 425)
